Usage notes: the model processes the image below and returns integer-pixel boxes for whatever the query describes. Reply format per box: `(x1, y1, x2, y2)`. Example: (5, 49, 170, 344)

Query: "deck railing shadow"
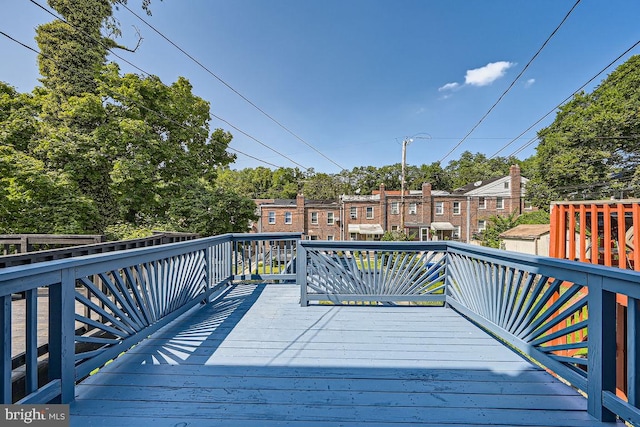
(125, 284, 267, 366)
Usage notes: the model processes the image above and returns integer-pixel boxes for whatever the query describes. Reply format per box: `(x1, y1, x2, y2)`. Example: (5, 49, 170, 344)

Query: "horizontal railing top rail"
(0, 232, 200, 269)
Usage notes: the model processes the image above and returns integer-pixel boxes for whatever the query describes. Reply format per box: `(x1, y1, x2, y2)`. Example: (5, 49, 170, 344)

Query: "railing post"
(297, 241, 308, 306)
(444, 246, 451, 308)
(0, 295, 11, 403)
(48, 268, 76, 403)
(204, 246, 213, 303)
(587, 273, 617, 422)
(25, 289, 38, 394)
(629, 297, 640, 407)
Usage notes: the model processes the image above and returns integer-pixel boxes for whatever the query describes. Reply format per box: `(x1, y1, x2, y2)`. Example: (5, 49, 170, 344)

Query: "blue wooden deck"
(69, 283, 617, 427)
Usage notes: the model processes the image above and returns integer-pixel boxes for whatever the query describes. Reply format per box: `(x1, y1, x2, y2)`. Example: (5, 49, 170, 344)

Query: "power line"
(26, 0, 306, 170)
(0, 29, 285, 169)
(498, 38, 640, 158)
(439, 0, 582, 164)
(120, 2, 346, 171)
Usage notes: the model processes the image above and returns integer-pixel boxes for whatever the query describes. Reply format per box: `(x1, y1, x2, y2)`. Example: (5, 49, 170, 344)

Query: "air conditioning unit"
(350, 214, 357, 219)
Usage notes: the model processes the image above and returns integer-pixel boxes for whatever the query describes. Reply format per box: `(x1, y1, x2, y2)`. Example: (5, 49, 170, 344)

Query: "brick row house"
(253, 165, 532, 242)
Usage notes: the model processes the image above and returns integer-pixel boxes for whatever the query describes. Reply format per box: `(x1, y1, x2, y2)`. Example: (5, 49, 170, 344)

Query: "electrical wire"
(27, 0, 308, 171)
(494, 39, 640, 159)
(439, 0, 582, 164)
(0, 29, 285, 169)
(119, 2, 346, 171)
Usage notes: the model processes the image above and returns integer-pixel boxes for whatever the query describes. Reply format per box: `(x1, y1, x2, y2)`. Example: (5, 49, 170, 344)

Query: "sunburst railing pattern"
(299, 241, 448, 305)
(297, 239, 640, 424)
(446, 250, 589, 390)
(0, 233, 300, 405)
(73, 247, 209, 379)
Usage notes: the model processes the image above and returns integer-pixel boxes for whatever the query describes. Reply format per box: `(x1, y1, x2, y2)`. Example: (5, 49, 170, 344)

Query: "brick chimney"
(379, 184, 387, 230)
(510, 165, 522, 214)
(421, 182, 432, 225)
(296, 193, 305, 232)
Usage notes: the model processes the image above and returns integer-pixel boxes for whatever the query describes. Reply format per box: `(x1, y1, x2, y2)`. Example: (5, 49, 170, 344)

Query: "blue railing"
(0, 232, 300, 405)
(297, 241, 448, 305)
(297, 239, 640, 425)
(2, 234, 638, 424)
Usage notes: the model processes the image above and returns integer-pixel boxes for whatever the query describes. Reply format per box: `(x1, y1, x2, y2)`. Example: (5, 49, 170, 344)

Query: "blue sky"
(1, 0, 639, 174)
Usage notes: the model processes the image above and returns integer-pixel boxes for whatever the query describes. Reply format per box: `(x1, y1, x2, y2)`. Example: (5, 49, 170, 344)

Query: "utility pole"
(400, 133, 431, 233)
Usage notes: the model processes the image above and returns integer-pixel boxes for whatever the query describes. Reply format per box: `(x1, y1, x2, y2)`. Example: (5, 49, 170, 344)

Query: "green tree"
(35, 0, 113, 105)
(445, 151, 521, 190)
(415, 162, 451, 191)
(0, 0, 253, 236)
(99, 65, 235, 223)
(269, 167, 303, 199)
(479, 211, 520, 249)
(0, 83, 41, 152)
(527, 55, 640, 207)
(301, 172, 348, 200)
(166, 182, 257, 235)
(0, 145, 98, 233)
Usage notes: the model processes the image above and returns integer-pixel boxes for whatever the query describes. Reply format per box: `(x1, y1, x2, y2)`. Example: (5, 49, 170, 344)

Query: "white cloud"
(464, 61, 515, 86)
(438, 82, 460, 92)
(525, 78, 535, 88)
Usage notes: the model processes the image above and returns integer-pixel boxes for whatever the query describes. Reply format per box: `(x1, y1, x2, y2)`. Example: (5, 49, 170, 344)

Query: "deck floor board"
(70, 283, 619, 426)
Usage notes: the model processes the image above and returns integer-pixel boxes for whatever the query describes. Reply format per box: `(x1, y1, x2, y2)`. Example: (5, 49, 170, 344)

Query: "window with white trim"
(310, 212, 318, 224)
(391, 202, 399, 215)
(366, 206, 374, 219)
(350, 207, 357, 219)
(327, 212, 335, 225)
(478, 197, 486, 209)
(327, 235, 334, 241)
(478, 219, 486, 231)
(496, 197, 504, 210)
(454, 226, 461, 239)
(409, 203, 417, 215)
(453, 202, 461, 215)
(435, 201, 444, 215)
(268, 211, 275, 224)
(284, 211, 292, 224)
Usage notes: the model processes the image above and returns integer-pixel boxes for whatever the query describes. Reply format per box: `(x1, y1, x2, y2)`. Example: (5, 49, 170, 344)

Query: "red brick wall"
(254, 169, 531, 242)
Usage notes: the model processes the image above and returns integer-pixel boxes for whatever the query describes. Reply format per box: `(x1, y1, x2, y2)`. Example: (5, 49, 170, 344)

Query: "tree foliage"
(216, 155, 525, 201)
(527, 55, 640, 207)
(0, 0, 254, 237)
(445, 151, 525, 190)
(479, 211, 520, 249)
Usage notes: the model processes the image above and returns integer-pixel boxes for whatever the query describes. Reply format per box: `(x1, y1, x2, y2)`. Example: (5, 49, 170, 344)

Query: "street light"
(400, 133, 431, 233)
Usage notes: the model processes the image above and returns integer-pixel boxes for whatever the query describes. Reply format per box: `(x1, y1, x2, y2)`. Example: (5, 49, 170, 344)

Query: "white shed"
(499, 224, 551, 256)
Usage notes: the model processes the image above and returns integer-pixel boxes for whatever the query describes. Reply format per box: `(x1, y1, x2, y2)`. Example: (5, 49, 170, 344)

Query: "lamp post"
(400, 133, 431, 233)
